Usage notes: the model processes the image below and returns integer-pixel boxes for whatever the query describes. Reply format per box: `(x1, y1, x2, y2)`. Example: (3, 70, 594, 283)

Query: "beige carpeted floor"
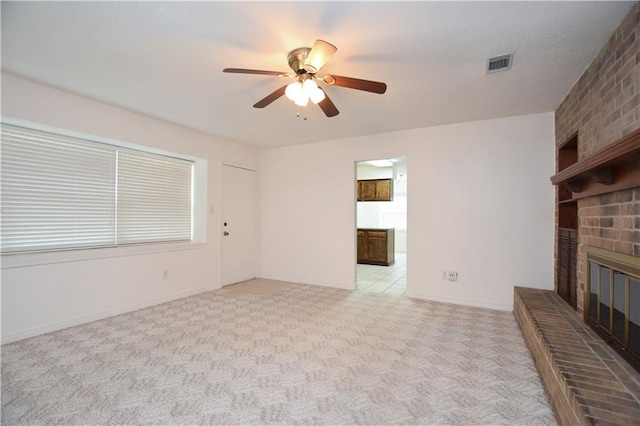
(1, 279, 556, 425)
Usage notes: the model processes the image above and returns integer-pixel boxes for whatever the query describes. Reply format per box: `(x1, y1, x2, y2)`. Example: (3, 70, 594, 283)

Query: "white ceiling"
(1, 1, 634, 150)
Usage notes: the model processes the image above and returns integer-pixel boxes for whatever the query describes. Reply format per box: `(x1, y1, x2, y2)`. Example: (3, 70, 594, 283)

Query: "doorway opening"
(355, 157, 407, 295)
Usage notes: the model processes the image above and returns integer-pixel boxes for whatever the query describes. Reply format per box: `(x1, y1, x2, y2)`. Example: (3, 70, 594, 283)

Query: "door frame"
(218, 161, 259, 287)
(354, 157, 408, 293)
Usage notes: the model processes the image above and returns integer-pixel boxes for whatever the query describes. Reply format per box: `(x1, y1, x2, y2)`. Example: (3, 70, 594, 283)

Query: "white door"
(221, 164, 258, 286)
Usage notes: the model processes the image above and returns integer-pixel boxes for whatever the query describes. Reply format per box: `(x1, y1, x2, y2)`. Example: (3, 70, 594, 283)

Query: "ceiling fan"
(223, 40, 387, 118)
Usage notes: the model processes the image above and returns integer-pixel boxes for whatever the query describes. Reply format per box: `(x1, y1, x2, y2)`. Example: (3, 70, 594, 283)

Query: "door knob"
(223, 231, 229, 236)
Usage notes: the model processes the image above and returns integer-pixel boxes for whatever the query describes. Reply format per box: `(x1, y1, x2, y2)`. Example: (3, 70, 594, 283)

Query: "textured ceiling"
(1, 1, 634, 149)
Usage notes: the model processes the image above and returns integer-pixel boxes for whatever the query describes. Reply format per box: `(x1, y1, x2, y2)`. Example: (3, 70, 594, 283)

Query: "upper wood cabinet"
(357, 178, 393, 201)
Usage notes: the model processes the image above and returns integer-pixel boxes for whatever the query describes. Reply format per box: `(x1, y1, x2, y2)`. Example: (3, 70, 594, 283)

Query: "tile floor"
(356, 252, 407, 296)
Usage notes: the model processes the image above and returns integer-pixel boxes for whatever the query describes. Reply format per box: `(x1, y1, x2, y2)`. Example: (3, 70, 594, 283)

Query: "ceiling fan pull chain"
(295, 105, 309, 120)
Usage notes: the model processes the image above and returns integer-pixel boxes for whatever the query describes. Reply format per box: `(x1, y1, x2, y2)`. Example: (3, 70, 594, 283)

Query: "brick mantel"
(550, 128, 640, 200)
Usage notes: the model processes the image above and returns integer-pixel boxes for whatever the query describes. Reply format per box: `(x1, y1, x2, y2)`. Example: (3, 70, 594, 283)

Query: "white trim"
(1, 116, 201, 162)
(1, 241, 207, 269)
(217, 160, 224, 288)
(405, 291, 513, 312)
(1, 283, 219, 344)
(296, 277, 354, 291)
(221, 161, 257, 173)
(260, 274, 355, 291)
(219, 162, 260, 286)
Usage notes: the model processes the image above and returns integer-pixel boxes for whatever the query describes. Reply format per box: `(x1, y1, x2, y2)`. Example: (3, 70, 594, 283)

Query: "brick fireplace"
(515, 3, 640, 424)
(554, 2, 639, 314)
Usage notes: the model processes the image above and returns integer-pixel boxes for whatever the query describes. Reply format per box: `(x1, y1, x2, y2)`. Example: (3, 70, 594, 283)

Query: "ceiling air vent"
(486, 53, 513, 74)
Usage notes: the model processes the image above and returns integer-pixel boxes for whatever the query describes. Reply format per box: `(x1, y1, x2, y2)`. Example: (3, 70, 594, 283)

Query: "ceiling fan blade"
(303, 40, 337, 73)
(317, 88, 339, 117)
(253, 85, 287, 108)
(323, 74, 387, 94)
(223, 68, 290, 77)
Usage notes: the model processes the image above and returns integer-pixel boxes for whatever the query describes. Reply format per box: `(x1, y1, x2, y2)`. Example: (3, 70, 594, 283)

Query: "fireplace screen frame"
(585, 246, 640, 372)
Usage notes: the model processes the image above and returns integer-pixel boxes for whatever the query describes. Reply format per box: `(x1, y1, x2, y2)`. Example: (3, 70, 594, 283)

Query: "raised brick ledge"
(514, 286, 640, 425)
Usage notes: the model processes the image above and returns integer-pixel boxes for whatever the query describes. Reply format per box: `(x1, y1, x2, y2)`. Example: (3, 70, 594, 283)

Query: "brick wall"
(555, 3, 640, 154)
(554, 2, 640, 314)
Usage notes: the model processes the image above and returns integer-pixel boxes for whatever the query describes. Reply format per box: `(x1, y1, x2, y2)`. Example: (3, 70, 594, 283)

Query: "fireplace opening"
(586, 246, 640, 372)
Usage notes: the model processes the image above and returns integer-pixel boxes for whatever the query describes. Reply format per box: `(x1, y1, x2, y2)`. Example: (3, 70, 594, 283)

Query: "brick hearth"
(515, 287, 640, 425)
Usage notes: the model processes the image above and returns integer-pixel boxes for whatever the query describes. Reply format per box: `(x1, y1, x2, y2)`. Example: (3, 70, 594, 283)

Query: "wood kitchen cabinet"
(357, 228, 395, 266)
(357, 179, 393, 201)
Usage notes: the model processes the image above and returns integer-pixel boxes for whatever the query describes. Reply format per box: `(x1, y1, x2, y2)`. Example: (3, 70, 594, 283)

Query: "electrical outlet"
(163, 269, 169, 280)
(442, 270, 458, 281)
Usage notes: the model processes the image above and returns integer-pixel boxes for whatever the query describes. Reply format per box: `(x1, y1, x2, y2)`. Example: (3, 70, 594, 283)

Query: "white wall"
(259, 113, 555, 310)
(1, 73, 259, 343)
(0, 74, 556, 343)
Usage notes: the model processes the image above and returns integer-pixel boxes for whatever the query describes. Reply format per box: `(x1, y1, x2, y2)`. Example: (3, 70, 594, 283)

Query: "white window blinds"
(117, 150, 193, 245)
(1, 125, 117, 253)
(1, 123, 193, 254)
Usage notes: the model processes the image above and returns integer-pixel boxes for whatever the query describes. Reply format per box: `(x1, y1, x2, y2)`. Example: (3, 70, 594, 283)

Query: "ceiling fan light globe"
(294, 94, 309, 106)
(285, 82, 302, 101)
(302, 79, 318, 96)
(285, 81, 310, 105)
(309, 88, 326, 104)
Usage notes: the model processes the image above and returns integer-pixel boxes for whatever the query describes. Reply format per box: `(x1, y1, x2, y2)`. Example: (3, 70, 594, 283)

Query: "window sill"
(1, 241, 208, 269)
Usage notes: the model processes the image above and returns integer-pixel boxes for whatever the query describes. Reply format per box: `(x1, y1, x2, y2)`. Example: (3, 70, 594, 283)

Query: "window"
(1, 123, 194, 254)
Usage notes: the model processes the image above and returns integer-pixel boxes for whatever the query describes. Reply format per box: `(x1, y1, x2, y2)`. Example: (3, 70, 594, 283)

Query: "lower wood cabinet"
(357, 228, 395, 266)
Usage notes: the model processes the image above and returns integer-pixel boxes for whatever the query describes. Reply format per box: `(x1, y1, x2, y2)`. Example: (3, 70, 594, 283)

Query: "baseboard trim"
(258, 275, 354, 291)
(1, 284, 219, 345)
(298, 279, 354, 291)
(406, 292, 513, 311)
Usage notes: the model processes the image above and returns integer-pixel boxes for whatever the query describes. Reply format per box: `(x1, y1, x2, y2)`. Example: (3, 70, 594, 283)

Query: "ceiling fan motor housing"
(287, 47, 312, 74)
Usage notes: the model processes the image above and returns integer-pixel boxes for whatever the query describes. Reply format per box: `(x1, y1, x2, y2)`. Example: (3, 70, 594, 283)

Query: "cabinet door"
(357, 231, 367, 262)
(366, 231, 388, 262)
(357, 179, 393, 201)
(375, 179, 393, 201)
(359, 181, 376, 201)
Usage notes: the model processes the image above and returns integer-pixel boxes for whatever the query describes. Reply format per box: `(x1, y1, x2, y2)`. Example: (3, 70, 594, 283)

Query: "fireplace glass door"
(588, 255, 640, 370)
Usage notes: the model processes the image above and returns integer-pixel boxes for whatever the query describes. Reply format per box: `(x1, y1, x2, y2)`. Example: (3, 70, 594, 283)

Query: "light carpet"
(1, 279, 556, 425)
